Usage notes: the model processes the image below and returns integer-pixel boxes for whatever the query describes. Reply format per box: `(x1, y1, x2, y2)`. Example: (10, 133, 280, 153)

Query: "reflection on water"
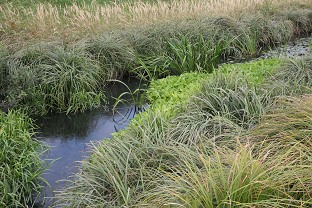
(34, 78, 145, 207)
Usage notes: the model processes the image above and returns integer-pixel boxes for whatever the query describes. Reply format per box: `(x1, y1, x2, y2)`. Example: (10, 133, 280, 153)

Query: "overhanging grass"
(145, 140, 312, 207)
(3, 43, 107, 115)
(1, 0, 311, 114)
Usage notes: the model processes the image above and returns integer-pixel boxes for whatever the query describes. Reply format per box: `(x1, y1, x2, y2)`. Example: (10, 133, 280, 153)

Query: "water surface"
(35, 78, 144, 207)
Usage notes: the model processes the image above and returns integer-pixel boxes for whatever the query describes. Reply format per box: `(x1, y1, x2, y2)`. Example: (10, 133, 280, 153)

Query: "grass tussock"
(1, 0, 312, 205)
(2, 43, 107, 115)
(248, 95, 312, 145)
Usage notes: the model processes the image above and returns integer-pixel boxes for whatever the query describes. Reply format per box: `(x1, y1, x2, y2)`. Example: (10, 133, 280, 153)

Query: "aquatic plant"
(235, 27, 260, 57)
(109, 79, 147, 113)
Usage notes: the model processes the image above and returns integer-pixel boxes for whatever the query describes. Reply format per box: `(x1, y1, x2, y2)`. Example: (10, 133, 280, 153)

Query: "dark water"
(34, 78, 145, 207)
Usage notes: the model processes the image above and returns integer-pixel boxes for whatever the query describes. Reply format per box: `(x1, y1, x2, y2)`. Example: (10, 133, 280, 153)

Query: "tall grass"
(169, 69, 271, 144)
(79, 34, 135, 79)
(0, 110, 53, 207)
(265, 55, 312, 98)
(134, 33, 236, 78)
(274, 55, 312, 87)
(0, 0, 311, 45)
(1, 0, 311, 115)
(248, 96, 312, 145)
(54, 96, 312, 207)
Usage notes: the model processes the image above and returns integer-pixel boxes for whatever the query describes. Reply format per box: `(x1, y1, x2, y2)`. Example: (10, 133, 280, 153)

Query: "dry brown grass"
(0, 0, 311, 47)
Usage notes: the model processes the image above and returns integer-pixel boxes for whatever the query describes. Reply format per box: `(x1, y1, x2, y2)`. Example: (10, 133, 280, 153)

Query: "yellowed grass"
(0, 0, 311, 45)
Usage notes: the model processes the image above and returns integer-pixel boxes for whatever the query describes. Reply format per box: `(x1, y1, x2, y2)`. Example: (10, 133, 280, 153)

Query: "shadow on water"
(34, 77, 145, 207)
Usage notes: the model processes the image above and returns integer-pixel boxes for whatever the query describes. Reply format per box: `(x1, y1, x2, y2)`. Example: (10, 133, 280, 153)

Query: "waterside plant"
(0, 110, 53, 207)
(3, 43, 107, 115)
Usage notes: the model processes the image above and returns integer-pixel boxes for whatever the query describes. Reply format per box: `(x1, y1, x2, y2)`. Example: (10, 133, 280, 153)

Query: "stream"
(34, 35, 311, 207)
(35, 78, 145, 207)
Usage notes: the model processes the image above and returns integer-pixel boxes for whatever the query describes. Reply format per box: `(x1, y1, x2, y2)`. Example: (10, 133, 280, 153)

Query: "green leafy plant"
(0, 110, 54, 207)
(236, 27, 260, 57)
(136, 33, 236, 77)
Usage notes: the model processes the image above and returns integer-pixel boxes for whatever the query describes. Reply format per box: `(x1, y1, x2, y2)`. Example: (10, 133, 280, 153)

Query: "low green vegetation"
(147, 58, 283, 114)
(0, 110, 52, 207)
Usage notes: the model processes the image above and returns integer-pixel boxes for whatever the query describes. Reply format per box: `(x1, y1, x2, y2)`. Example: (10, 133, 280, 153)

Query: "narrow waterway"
(34, 78, 145, 207)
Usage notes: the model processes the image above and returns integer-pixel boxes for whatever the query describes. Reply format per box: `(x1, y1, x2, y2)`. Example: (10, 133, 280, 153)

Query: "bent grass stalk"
(108, 79, 147, 113)
(147, 140, 312, 207)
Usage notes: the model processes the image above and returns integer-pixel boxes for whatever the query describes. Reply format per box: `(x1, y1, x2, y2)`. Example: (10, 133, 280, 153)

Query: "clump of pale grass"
(145, 139, 312, 207)
(266, 55, 312, 98)
(248, 95, 312, 145)
(76, 34, 135, 79)
(285, 9, 312, 35)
